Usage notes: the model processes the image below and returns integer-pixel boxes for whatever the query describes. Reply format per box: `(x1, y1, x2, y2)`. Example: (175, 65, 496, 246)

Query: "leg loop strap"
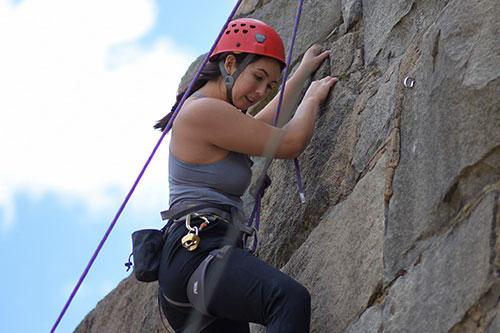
(186, 245, 233, 317)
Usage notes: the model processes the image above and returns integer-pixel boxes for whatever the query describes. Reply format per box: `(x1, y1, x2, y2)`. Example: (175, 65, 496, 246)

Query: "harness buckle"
(181, 214, 202, 251)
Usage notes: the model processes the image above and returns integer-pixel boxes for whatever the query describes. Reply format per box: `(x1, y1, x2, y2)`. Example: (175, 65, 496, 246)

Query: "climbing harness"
(125, 202, 233, 282)
(162, 204, 254, 253)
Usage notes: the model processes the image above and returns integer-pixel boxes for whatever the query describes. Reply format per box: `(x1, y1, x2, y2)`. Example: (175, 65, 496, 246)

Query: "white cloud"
(0, 188, 15, 233)
(0, 0, 194, 230)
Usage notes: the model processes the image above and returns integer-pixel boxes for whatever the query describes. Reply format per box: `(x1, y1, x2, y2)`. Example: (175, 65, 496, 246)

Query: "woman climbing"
(155, 18, 337, 333)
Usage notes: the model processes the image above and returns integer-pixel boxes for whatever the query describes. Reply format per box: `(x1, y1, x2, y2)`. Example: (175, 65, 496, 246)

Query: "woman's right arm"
(254, 45, 331, 126)
(278, 76, 338, 157)
(176, 76, 337, 159)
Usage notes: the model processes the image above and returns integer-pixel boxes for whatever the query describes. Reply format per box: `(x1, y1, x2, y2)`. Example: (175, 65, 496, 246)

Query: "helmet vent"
(231, 23, 237, 27)
(243, 29, 248, 34)
(225, 30, 230, 34)
(250, 25, 256, 29)
(255, 33, 266, 43)
(241, 23, 246, 26)
(234, 29, 240, 33)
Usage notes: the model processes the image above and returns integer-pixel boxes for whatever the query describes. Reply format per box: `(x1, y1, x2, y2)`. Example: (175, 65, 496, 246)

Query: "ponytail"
(153, 60, 220, 132)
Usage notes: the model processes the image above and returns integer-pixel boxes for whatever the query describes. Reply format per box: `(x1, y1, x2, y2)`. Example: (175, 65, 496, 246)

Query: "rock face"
(75, 0, 500, 332)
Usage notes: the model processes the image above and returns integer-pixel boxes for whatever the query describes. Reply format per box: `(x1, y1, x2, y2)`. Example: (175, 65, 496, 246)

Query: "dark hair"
(153, 53, 266, 132)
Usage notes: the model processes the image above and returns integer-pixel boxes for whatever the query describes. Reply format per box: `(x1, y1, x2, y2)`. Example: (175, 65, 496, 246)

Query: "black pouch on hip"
(127, 228, 166, 282)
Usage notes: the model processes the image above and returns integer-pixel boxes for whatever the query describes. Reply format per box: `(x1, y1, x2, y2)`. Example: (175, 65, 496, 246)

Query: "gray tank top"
(168, 150, 253, 216)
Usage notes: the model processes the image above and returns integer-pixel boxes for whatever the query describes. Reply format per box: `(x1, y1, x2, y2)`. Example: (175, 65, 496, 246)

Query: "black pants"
(158, 219, 311, 333)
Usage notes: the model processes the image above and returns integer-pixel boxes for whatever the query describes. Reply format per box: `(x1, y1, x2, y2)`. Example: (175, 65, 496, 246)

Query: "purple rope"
(286, 0, 306, 205)
(248, 194, 258, 227)
(50, 1, 243, 332)
(248, 0, 305, 232)
(294, 158, 305, 203)
(272, 1, 304, 127)
(251, 197, 261, 253)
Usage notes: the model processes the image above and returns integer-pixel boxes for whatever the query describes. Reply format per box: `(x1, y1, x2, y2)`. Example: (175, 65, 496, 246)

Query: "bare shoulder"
(174, 97, 253, 136)
(175, 97, 240, 125)
(173, 96, 288, 157)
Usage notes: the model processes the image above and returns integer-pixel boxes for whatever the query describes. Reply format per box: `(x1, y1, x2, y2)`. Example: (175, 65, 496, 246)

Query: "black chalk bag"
(129, 229, 166, 282)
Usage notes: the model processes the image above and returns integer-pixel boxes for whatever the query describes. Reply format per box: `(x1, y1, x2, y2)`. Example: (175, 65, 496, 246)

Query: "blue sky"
(0, 1, 236, 332)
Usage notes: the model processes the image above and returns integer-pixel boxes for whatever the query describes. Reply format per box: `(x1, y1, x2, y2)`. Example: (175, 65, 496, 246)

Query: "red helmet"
(211, 18, 286, 67)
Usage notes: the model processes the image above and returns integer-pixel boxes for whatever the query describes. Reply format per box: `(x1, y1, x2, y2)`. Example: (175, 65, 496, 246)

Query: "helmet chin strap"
(218, 53, 255, 113)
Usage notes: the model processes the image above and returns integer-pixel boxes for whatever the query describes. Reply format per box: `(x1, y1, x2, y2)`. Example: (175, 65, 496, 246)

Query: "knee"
(266, 280, 311, 327)
(287, 283, 311, 312)
(273, 279, 311, 313)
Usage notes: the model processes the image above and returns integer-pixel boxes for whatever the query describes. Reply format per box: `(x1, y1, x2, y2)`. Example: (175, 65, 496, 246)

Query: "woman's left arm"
(254, 45, 330, 125)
